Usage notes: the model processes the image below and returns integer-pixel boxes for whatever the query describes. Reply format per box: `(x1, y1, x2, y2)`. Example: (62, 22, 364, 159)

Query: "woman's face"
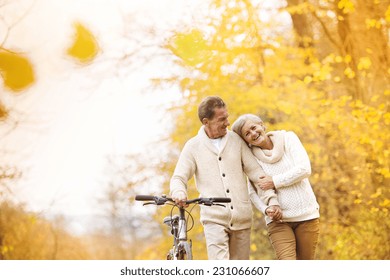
(241, 120, 267, 148)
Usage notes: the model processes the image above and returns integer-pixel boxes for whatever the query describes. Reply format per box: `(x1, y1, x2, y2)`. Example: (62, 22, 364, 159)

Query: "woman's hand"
(258, 175, 275, 191)
(265, 205, 283, 221)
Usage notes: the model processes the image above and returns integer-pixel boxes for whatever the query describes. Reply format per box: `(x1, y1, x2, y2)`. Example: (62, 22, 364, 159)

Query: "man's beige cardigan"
(170, 126, 278, 231)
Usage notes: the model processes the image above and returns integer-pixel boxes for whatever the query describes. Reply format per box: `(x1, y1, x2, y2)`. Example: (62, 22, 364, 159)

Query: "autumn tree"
(150, 0, 390, 259)
(0, 201, 92, 259)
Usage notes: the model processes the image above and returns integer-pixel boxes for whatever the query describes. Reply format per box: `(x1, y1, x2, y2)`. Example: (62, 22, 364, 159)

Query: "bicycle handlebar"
(135, 195, 231, 206)
(208, 197, 231, 203)
(134, 195, 160, 201)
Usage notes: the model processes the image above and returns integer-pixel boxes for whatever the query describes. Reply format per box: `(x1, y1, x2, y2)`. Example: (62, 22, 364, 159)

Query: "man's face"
(203, 107, 230, 139)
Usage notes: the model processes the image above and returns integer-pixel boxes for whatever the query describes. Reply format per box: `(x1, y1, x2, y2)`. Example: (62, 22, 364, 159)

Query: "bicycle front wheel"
(177, 241, 192, 260)
(167, 248, 174, 260)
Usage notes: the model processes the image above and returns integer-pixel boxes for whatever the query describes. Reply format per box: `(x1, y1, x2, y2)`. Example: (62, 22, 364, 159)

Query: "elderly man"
(170, 96, 279, 260)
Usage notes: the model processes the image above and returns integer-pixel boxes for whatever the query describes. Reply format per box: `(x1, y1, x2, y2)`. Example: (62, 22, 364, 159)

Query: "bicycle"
(135, 194, 231, 260)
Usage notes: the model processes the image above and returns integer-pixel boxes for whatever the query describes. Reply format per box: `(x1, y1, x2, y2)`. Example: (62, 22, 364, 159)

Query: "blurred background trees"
(0, 0, 389, 260)
(140, 0, 389, 259)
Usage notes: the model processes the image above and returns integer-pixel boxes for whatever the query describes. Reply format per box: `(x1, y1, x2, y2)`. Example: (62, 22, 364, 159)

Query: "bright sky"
(0, 0, 206, 233)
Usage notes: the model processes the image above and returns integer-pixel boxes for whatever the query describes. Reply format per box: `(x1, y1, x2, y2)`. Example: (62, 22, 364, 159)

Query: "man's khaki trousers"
(203, 222, 251, 260)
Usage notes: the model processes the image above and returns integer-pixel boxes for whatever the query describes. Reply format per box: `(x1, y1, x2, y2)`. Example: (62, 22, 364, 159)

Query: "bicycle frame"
(164, 206, 192, 260)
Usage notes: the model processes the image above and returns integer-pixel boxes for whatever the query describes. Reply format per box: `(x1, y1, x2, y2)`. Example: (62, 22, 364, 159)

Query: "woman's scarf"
(251, 130, 286, 163)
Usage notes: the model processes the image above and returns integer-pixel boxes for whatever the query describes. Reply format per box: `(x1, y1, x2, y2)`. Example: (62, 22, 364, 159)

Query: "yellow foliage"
(358, 57, 372, 70)
(67, 22, 99, 63)
(338, 0, 355, 14)
(168, 29, 211, 67)
(0, 202, 91, 259)
(344, 67, 356, 78)
(365, 18, 382, 29)
(385, 5, 390, 22)
(335, 55, 343, 63)
(344, 54, 352, 63)
(354, 199, 362, 204)
(380, 199, 390, 208)
(284, 2, 314, 15)
(0, 50, 35, 92)
(158, 0, 390, 260)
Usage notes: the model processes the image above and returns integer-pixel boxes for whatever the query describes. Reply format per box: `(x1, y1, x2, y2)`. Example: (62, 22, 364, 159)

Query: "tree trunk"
(286, 0, 314, 50)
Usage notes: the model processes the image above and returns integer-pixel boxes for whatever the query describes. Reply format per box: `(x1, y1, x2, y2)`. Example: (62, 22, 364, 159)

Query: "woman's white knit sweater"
(249, 130, 320, 224)
(170, 126, 278, 230)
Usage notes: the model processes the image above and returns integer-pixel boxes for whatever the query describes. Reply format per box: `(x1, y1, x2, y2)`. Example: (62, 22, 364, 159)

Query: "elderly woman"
(231, 114, 320, 260)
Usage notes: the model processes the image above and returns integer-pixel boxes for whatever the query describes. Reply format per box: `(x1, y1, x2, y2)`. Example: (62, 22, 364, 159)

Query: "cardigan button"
(230, 206, 233, 210)
(222, 173, 225, 177)
(226, 189, 230, 193)
(218, 157, 222, 161)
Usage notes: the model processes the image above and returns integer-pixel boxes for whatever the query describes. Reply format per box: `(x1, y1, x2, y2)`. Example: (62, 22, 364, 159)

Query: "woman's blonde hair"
(231, 114, 263, 139)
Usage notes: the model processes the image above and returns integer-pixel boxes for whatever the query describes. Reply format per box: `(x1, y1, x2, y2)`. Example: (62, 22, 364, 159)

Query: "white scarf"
(251, 130, 286, 163)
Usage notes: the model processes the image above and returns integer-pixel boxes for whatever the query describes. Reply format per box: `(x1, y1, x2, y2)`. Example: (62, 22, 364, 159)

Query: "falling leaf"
(168, 29, 210, 67)
(67, 22, 99, 63)
(0, 50, 35, 92)
(0, 101, 8, 120)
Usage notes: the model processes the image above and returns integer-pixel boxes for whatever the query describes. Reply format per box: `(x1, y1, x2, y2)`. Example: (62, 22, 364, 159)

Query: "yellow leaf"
(67, 22, 99, 63)
(366, 48, 373, 54)
(250, 243, 257, 252)
(168, 29, 210, 67)
(385, 6, 390, 22)
(370, 95, 379, 102)
(344, 54, 352, 63)
(338, 0, 355, 14)
(354, 199, 362, 204)
(344, 67, 355, 78)
(335, 56, 343, 63)
(303, 76, 312, 84)
(358, 57, 372, 70)
(370, 207, 379, 213)
(0, 50, 35, 92)
(365, 19, 377, 29)
(370, 188, 382, 199)
(380, 199, 390, 208)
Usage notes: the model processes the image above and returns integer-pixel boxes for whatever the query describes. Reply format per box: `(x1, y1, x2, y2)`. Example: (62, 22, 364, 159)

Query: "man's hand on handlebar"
(171, 191, 188, 208)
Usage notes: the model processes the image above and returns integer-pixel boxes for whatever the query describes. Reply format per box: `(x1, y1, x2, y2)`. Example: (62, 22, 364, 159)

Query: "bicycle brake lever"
(155, 197, 169, 205)
(143, 202, 156, 206)
(213, 203, 226, 208)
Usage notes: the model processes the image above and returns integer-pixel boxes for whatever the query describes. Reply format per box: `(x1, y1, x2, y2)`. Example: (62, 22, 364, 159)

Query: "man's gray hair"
(231, 114, 263, 138)
(198, 96, 226, 122)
